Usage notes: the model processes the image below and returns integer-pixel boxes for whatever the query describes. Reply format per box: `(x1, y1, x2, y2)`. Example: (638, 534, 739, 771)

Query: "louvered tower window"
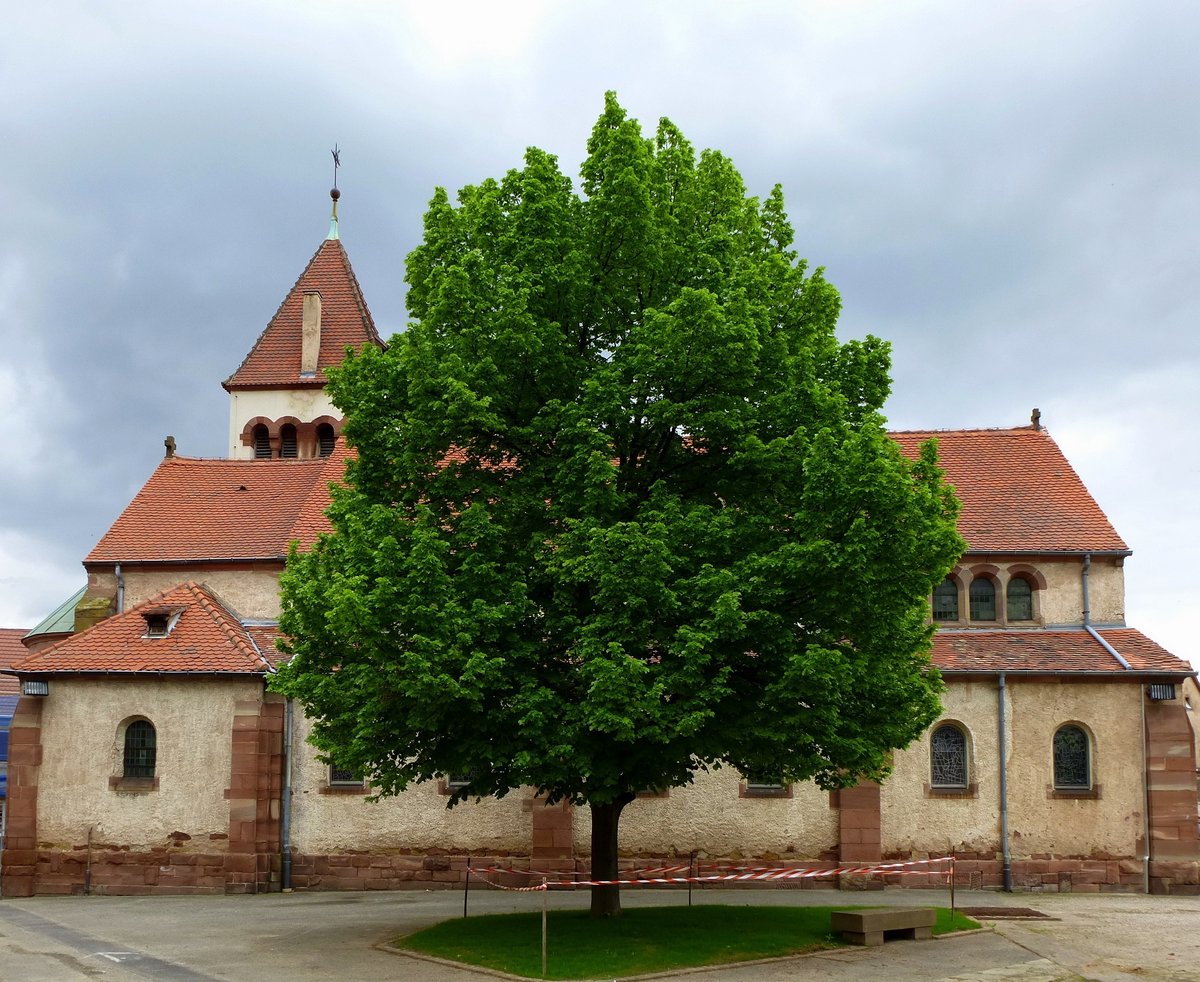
(317, 423, 335, 457)
(280, 424, 298, 458)
(252, 424, 272, 459)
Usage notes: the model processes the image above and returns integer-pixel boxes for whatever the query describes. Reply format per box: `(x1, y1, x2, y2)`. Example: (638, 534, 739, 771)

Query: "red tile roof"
(223, 238, 383, 390)
(86, 449, 349, 565)
(0, 629, 29, 695)
(244, 624, 286, 668)
(7, 583, 272, 676)
(892, 427, 1128, 554)
(933, 627, 1190, 675)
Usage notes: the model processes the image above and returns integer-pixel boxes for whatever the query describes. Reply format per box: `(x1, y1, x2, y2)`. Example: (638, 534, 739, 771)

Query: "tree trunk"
(589, 794, 634, 918)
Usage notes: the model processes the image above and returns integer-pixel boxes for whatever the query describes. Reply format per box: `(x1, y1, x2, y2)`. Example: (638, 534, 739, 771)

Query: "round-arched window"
(123, 719, 157, 779)
(930, 723, 968, 788)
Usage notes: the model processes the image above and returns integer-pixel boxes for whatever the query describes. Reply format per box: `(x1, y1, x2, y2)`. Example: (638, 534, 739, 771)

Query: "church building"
(4, 196, 1197, 897)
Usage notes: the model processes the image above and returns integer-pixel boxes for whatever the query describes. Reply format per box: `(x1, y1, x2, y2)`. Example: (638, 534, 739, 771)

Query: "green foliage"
(272, 92, 964, 809)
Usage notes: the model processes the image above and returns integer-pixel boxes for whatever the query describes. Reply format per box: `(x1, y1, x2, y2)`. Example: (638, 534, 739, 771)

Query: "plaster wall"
(884, 678, 1145, 859)
(90, 568, 284, 621)
(574, 768, 838, 859)
(287, 711, 531, 855)
(228, 389, 340, 459)
(950, 555, 1124, 626)
(35, 678, 263, 849)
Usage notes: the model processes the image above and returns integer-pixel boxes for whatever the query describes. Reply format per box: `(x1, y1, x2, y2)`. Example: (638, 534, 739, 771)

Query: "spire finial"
(327, 144, 342, 240)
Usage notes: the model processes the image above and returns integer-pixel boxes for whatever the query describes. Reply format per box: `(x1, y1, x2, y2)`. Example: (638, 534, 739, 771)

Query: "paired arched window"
(252, 424, 271, 459)
(123, 720, 157, 779)
(930, 723, 969, 788)
(968, 577, 996, 621)
(1007, 576, 1033, 621)
(279, 424, 298, 458)
(1053, 724, 1091, 790)
(932, 579, 959, 621)
(317, 423, 336, 457)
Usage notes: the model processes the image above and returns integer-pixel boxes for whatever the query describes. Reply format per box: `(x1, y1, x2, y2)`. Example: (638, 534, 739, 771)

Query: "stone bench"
(830, 907, 937, 946)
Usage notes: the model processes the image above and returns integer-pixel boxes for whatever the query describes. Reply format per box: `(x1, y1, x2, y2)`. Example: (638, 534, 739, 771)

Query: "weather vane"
(331, 144, 341, 192)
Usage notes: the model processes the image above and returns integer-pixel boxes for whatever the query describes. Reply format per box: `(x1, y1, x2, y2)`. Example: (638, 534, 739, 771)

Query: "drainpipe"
(1082, 553, 1132, 668)
(999, 672, 1012, 891)
(1141, 687, 1152, 893)
(281, 698, 294, 891)
(115, 563, 125, 614)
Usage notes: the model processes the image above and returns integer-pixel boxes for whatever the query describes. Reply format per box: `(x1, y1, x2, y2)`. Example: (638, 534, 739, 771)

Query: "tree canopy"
(272, 93, 964, 916)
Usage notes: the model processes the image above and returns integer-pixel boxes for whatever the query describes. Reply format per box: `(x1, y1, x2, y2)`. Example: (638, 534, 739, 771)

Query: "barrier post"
(541, 878, 548, 978)
(464, 856, 471, 918)
(688, 850, 695, 907)
(950, 856, 956, 919)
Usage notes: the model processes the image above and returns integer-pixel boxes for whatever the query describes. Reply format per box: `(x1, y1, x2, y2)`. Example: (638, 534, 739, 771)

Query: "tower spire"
(327, 144, 341, 241)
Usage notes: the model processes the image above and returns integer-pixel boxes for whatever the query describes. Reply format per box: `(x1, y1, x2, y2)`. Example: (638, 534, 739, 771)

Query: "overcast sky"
(2, 1, 1197, 666)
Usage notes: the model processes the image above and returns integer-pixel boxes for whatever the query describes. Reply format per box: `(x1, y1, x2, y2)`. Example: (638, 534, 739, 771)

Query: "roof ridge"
(888, 425, 1043, 436)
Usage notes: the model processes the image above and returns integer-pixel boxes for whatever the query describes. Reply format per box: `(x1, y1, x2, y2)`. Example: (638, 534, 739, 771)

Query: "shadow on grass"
(396, 904, 981, 979)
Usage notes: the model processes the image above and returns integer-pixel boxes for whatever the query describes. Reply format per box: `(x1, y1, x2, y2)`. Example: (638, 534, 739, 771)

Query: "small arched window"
(280, 424, 298, 458)
(252, 424, 272, 459)
(123, 720, 157, 779)
(930, 723, 968, 788)
(932, 578, 959, 621)
(1053, 724, 1091, 790)
(316, 423, 335, 457)
(1007, 576, 1033, 621)
(969, 577, 996, 621)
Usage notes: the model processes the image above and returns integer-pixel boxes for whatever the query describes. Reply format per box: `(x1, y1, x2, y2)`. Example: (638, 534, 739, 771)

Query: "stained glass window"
(123, 720, 156, 779)
(1053, 725, 1090, 789)
(930, 724, 968, 788)
(932, 579, 959, 621)
(969, 577, 996, 620)
(1007, 577, 1033, 620)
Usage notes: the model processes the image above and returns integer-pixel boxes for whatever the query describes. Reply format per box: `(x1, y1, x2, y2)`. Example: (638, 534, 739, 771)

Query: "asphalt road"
(1, 886, 1199, 981)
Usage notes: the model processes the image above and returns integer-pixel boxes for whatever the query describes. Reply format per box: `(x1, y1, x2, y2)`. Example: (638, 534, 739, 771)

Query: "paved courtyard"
(2, 886, 1199, 981)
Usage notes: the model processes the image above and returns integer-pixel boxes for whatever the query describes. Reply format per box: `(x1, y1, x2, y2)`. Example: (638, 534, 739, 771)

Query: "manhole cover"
(958, 906, 1050, 919)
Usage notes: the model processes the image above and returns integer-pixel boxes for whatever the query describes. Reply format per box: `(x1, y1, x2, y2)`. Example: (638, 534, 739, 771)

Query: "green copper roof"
(24, 585, 86, 641)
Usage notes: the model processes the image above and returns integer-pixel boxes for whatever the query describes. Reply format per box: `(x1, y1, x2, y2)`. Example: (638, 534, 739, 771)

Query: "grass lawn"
(396, 904, 981, 979)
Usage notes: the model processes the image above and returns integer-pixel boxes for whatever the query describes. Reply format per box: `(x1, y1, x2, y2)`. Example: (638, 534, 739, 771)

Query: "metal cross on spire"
(327, 145, 342, 240)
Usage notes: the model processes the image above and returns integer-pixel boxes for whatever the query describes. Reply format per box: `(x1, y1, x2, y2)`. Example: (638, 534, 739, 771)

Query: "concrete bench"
(830, 907, 937, 946)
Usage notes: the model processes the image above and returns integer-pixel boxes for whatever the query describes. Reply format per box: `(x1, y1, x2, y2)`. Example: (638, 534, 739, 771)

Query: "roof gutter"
(1082, 553, 1132, 670)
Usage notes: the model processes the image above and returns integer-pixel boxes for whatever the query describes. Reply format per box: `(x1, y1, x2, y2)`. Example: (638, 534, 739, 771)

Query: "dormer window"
(141, 606, 182, 638)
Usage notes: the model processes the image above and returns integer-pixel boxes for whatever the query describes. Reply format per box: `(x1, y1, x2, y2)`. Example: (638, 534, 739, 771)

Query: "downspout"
(1082, 553, 1131, 669)
(998, 672, 1012, 891)
(281, 697, 294, 891)
(1082, 554, 1147, 887)
(115, 563, 125, 614)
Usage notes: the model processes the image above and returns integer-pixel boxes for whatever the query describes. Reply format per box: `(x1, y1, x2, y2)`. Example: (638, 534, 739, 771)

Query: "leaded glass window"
(932, 578, 959, 622)
(123, 720, 156, 779)
(1007, 577, 1033, 620)
(930, 724, 968, 788)
(969, 577, 996, 620)
(1053, 725, 1090, 789)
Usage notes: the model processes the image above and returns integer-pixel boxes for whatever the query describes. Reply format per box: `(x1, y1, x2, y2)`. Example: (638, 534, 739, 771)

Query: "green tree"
(272, 93, 964, 917)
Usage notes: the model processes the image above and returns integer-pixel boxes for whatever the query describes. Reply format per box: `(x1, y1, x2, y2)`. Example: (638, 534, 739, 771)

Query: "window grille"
(447, 770, 477, 791)
(1006, 577, 1033, 621)
(930, 724, 968, 788)
(1053, 725, 1090, 789)
(329, 764, 363, 786)
(1149, 684, 1177, 701)
(123, 720, 156, 779)
(969, 578, 996, 620)
(932, 579, 959, 621)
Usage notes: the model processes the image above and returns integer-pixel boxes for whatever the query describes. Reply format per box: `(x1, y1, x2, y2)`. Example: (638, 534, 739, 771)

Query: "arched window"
(1007, 576, 1033, 621)
(930, 723, 968, 788)
(969, 577, 996, 621)
(252, 424, 271, 459)
(316, 423, 335, 457)
(932, 578, 959, 621)
(1053, 724, 1090, 789)
(123, 720, 157, 779)
(280, 424, 298, 458)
